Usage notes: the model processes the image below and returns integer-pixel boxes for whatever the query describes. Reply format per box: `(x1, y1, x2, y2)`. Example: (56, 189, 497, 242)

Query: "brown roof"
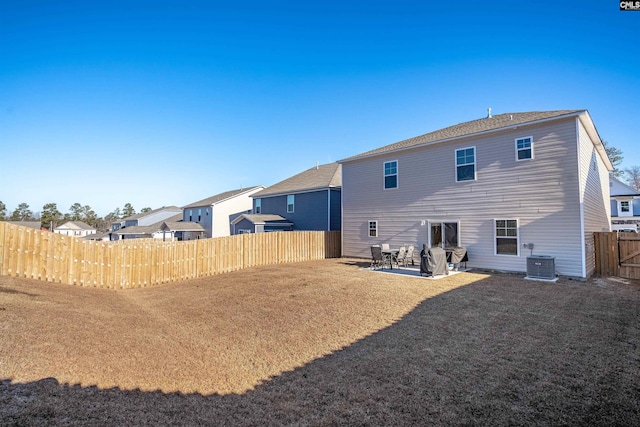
(183, 186, 264, 208)
(340, 110, 584, 162)
(115, 214, 183, 235)
(253, 163, 342, 198)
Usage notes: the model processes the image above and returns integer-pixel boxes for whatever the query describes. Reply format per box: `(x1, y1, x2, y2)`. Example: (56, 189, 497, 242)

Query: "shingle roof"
(183, 186, 264, 208)
(253, 163, 342, 198)
(4, 221, 41, 229)
(161, 221, 205, 232)
(122, 206, 181, 221)
(115, 214, 183, 235)
(340, 110, 584, 162)
(56, 221, 95, 230)
(231, 214, 293, 224)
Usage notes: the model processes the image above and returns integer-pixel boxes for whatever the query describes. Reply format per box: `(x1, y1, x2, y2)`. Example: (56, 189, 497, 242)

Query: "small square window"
(621, 201, 630, 213)
(368, 221, 378, 237)
(384, 161, 398, 189)
(287, 195, 295, 213)
(516, 137, 533, 161)
(456, 147, 476, 182)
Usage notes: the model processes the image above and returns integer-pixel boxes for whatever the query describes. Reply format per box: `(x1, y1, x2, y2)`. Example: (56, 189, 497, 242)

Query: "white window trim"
(515, 136, 534, 161)
(383, 160, 399, 190)
(368, 220, 378, 238)
(618, 200, 632, 217)
(455, 146, 476, 182)
(494, 218, 520, 256)
(287, 195, 295, 213)
(427, 220, 461, 248)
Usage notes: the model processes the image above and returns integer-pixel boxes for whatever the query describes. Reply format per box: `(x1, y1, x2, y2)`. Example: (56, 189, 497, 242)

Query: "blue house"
(231, 163, 342, 234)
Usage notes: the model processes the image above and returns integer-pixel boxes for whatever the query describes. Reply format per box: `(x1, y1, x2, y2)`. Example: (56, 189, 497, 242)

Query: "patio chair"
(406, 245, 415, 266)
(395, 246, 407, 268)
(371, 245, 385, 269)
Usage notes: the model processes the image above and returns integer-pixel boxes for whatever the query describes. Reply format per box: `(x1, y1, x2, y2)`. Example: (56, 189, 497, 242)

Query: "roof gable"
(121, 206, 181, 221)
(253, 163, 342, 198)
(184, 186, 264, 208)
(610, 176, 640, 196)
(55, 221, 95, 231)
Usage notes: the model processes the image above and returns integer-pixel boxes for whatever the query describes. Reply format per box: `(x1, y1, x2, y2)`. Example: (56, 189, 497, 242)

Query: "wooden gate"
(619, 232, 640, 280)
(594, 232, 640, 279)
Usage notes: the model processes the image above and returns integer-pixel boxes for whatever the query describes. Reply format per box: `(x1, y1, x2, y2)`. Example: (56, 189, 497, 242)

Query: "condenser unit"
(526, 255, 557, 282)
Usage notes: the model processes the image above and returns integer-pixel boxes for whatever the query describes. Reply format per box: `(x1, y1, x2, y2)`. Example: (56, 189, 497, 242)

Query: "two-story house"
(610, 176, 640, 232)
(54, 221, 97, 237)
(338, 110, 612, 279)
(183, 186, 265, 238)
(110, 206, 183, 240)
(231, 163, 341, 234)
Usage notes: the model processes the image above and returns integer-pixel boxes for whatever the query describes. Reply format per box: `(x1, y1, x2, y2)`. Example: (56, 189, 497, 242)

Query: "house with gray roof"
(183, 186, 265, 238)
(244, 163, 342, 234)
(610, 176, 640, 232)
(111, 206, 183, 237)
(338, 110, 612, 279)
(54, 221, 97, 237)
(231, 214, 294, 234)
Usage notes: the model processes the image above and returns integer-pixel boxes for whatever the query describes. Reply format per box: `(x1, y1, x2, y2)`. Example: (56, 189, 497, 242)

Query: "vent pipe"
(487, 107, 492, 118)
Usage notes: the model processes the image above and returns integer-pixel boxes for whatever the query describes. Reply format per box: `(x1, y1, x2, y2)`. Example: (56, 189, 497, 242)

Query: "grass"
(1, 258, 639, 425)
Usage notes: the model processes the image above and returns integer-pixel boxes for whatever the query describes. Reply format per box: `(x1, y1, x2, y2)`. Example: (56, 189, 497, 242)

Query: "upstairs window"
(384, 161, 398, 189)
(516, 137, 533, 161)
(255, 199, 261, 214)
(368, 220, 378, 237)
(287, 195, 295, 213)
(620, 201, 630, 214)
(495, 219, 519, 256)
(456, 147, 476, 182)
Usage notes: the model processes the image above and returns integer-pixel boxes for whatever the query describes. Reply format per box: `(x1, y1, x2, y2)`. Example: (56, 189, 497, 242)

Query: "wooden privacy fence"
(594, 231, 640, 280)
(0, 222, 341, 289)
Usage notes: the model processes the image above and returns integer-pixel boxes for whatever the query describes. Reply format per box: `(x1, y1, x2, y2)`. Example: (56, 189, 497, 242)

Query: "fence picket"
(0, 225, 341, 289)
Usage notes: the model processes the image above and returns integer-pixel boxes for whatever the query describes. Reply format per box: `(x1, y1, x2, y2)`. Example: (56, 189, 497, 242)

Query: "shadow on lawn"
(2, 275, 639, 426)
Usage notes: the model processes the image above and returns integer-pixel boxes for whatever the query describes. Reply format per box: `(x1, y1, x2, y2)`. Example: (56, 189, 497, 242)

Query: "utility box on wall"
(526, 255, 557, 282)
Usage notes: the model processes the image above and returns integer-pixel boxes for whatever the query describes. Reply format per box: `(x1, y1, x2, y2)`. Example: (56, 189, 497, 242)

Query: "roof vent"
(487, 107, 492, 118)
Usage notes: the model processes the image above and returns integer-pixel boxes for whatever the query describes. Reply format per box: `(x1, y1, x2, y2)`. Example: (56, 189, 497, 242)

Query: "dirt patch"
(1, 259, 639, 425)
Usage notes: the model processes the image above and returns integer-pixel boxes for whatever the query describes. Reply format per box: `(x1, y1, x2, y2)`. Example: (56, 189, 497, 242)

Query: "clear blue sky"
(1, 1, 639, 217)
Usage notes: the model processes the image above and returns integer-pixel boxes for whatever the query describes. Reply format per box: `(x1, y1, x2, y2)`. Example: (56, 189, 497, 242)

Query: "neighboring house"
(159, 221, 206, 241)
(610, 176, 640, 231)
(231, 214, 294, 234)
(112, 214, 201, 240)
(247, 163, 342, 233)
(54, 221, 97, 237)
(338, 110, 612, 279)
(183, 186, 265, 238)
(111, 206, 183, 238)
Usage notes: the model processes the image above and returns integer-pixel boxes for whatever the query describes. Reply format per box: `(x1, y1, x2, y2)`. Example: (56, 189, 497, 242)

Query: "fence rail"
(0, 222, 341, 289)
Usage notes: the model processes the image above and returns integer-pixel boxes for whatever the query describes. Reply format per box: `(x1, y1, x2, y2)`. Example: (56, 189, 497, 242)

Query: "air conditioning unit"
(526, 255, 557, 281)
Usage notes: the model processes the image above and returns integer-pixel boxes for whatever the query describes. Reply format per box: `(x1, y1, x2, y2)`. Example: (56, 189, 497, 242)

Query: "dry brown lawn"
(1, 259, 639, 426)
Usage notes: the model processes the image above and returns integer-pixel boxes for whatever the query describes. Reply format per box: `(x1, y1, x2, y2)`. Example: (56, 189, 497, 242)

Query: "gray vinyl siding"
(182, 205, 212, 238)
(342, 117, 589, 277)
(578, 119, 612, 277)
(258, 190, 337, 231)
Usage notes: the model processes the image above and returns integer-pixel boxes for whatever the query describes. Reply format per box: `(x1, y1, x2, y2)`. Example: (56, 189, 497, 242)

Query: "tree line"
(0, 202, 152, 231)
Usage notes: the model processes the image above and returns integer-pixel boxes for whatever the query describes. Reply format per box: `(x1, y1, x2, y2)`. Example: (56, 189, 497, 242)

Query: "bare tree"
(625, 166, 640, 191)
